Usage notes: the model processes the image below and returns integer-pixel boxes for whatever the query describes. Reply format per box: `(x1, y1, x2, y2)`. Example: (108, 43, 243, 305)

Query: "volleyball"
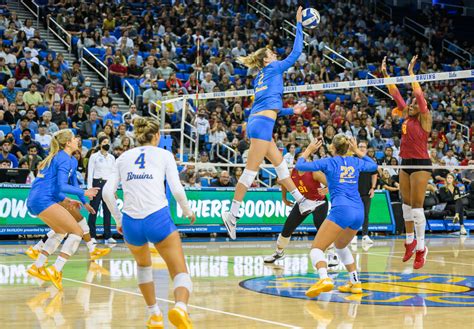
(302, 8, 320, 29)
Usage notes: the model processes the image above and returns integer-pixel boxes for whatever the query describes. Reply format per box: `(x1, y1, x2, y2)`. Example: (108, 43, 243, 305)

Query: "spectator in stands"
(22, 83, 42, 110)
(90, 97, 109, 119)
(283, 143, 296, 167)
(128, 46, 143, 67)
(102, 29, 117, 47)
(123, 104, 139, 122)
(452, 132, 465, 154)
(63, 60, 85, 88)
(0, 139, 18, 167)
(378, 169, 400, 202)
(157, 58, 173, 80)
(142, 80, 162, 115)
(201, 72, 216, 93)
(445, 125, 458, 144)
(99, 87, 112, 108)
(108, 56, 127, 94)
(12, 116, 35, 144)
(113, 124, 134, 149)
(14, 59, 31, 87)
(211, 170, 234, 187)
(195, 151, 217, 179)
(50, 101, 67, 125)
(378, 146, 395, 165)
(2, 78, 17, 104)
(439, 173, 467, 235)
(17, 108, 38, 133)
(71, 105, 88, 130)
(4, 103, 20, 126)
(379, 119, 393, 138)
(369, 129, 385, 151)
(0, 57, 12, 83)
(20, 144, 42, 174)
(0, 158, 12, 168)
(40, 111, 59, 134)
(126, 57, 143, 79)
(17, 128, 43, 158)
(290, 119, 310, 147)
(103, 103, 123, 129)
(441, 149, 460, 166)
(35, 124, 51, 154)
(80, 109, 102, 141)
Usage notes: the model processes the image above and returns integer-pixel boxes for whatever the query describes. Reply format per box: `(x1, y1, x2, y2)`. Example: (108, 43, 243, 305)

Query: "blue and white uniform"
(295, 155, 378, 230)
(103, 146, 192, 246)
(27, 151, 86, 216)
(247, 22, 303, 141)
(54, 157, 87, 204)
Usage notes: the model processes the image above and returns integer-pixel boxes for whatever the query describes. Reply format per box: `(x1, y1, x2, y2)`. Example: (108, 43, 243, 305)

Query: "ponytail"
(332, 133, 350, 156)
(237, 47, 268, 69)
(38, 129, 73, 170)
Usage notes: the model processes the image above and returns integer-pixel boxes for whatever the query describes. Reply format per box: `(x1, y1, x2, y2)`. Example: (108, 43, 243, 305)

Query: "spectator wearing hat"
(0, 139, 18, 168)
(40, 110, 59, 134)
(441, 149, 460, 167)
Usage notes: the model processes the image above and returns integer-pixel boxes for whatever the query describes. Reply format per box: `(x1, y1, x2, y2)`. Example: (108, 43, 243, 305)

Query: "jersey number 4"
(135, 153, 146, 169)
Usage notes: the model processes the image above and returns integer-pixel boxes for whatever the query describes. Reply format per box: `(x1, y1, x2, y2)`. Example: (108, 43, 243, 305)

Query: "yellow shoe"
(305, 277, 334, 298)
(46, 266, 63, 290)
(27, 264, 50, 281)
(146, 314, 164, 329)
(25, 246, 40, 260)
(338, 281, 362, 294)
(90, 247, 111, 261)
(168, 307, 193, 329)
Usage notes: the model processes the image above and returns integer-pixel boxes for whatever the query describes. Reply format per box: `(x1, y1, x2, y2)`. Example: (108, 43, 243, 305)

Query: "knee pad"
(402, 204, 413, 222)
(309, 248, 326, 268)
(277, 234, 290, 249)
(78, 218, 90, 235)
(137, 266, 153, 285)
(42, 233, 65, 255)
(60, 234, 82, 257)
(335, 247, 355, 266)
(238, 169, 258, 188)
(174, 272, 193, 294)
(412, 208, 426, 226)
(275, 161, 290, 181)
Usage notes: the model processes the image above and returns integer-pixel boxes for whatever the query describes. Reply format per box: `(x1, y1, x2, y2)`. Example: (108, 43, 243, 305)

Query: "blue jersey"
(295, 155, 378, 208)
(251, 22, 303, 115)
(30, 150, 85, 203)
(54, 157, 87, 204)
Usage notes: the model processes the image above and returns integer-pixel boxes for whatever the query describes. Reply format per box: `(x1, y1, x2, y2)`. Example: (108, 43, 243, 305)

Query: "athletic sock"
(318, 267, 328, 279)
(34, 253, 48, 268)
(406, 233, 415, 244)
(53, 256, 67, 272)
(230, 200, 241, 218)
(86, 241, 95, 253)
(33, 240, 45, 251)
(289, 189, 304, 203)
(349, 271, 359, 284)
(147, 303, 161, 316)
(175, 301, 187, 313)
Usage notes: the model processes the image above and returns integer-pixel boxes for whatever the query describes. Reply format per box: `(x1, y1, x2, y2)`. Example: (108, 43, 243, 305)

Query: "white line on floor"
(63, 277, 301, 329)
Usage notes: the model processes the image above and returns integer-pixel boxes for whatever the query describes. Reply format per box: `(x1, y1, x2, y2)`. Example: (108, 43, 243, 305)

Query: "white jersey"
(103, 146, 192, 225)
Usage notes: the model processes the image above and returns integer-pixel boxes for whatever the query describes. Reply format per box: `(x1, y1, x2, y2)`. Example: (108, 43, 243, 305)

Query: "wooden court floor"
(1, 236, 474, 328)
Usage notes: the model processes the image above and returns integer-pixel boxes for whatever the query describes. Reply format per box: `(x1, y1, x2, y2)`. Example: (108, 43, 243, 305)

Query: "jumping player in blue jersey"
(295, 135, 378, 298)
(222, 7, 320, 239)
(26, 129, 99, 290)
(26, 155, 110, 263)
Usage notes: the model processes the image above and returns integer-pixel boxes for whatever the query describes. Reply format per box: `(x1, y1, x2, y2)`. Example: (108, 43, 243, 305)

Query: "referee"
(357, 141, 378, 245)
(87, 136, 116, 244)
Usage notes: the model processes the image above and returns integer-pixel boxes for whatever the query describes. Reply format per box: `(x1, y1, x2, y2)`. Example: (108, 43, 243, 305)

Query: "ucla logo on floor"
(240, 272, 474, 307)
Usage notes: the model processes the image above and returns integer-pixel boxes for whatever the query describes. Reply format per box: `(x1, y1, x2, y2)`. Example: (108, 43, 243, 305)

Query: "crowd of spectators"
(0, 1, 472, 218)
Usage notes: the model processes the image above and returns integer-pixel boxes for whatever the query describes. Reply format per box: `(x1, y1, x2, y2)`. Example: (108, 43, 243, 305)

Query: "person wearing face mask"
(87, 136, 116, 244)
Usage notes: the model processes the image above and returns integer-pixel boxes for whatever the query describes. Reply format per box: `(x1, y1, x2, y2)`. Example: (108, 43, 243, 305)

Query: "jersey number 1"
(135, 153, 146, 169)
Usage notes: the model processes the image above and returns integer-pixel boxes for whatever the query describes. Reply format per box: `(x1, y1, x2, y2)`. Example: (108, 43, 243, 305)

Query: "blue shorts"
(246, 115, 275, 141)
(27, 190, 56, 216)
(327, 206, 364, 230)
(122, 206, 177, 246)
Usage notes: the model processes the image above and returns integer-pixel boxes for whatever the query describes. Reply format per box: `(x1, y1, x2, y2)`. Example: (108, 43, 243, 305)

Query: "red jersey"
(291, 168, 325, 201)
(400, 117, 429, 159)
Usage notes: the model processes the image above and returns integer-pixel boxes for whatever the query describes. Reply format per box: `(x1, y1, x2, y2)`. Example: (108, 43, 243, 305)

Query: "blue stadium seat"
(358, 70, 368, 79)
(261, 168, 277, 185)
(158, 135, 173, 151)
(235, 68, 247, 76)
(367, 64, 376, 72)
(158, 80, 168, 90)
(200, 177, 210, 187)
(176, 73, 186, 80)
(82, 139, 93, 149)
(0, 125, 12, 135)
(177, 63, 187, 72)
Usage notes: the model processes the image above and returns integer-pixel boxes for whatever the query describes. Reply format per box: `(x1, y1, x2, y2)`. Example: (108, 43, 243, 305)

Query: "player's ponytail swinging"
(237, 47, 268, 69)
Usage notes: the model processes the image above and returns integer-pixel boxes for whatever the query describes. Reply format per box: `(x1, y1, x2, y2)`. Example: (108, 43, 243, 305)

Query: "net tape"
(181, 69, 473, 100)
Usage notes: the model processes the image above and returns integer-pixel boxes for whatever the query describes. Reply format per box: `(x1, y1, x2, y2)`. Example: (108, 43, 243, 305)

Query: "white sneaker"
(264, 250, 285, 263)
(362, 235, 374, 244)
(90, 238, 97, 244)
(299, 199, 325, 216)
(460, 225, 467, 235)
(222, 211, 237, 240)
(106, 238, 117, 244)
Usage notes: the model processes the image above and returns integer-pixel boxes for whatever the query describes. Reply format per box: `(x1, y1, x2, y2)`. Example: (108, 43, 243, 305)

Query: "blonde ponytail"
(38, 129, 73, 170)
(133, 116, 160, 145)
(237, 47, 268, 69)
(332, 133, 350, 156)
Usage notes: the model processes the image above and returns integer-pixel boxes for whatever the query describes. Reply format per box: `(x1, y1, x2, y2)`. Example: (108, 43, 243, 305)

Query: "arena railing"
(47, 15, 72, 54)
(81, 48, 109, 88)
(123, 79, 135, 105)
(374, 0, 393, 20)
(247, 2, 272, 20)
(442, 39, 473, 68)
(403, 17, 431, 45)
(20, 0, 40, 27)
(450, 120, 470, 143)
(216, 142, 238, 165)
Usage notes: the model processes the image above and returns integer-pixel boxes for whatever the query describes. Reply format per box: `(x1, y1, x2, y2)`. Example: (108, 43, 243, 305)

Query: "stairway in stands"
(8, 1, 129, 111)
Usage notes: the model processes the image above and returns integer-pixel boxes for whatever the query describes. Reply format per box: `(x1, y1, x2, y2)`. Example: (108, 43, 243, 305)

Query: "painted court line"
(63, 277, 301, 329)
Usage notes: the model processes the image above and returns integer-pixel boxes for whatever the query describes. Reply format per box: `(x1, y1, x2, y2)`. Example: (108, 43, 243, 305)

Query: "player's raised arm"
(275, 6, 304, 72)
(381, 56, 407, 116)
